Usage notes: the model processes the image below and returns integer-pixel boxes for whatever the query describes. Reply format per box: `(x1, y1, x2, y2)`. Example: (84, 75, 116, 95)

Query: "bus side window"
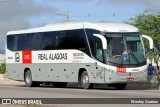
(7, 35, 15, 51)
(43, 31, 56, 50)
(18, 34, 31, 51)
(95, 41, 103, 62)
(31, 33, 43, 50)
(56, 31, 69, 49)
(69, 30, 87, 53)
(85, 29, 101, 57)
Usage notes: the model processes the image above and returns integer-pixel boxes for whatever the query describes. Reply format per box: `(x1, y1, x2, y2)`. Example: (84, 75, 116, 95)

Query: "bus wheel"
(81, 71, 93, 89)
(25, 70, 38, 87)
(53, 82, 67, 88)
(114, 83, 127, 90)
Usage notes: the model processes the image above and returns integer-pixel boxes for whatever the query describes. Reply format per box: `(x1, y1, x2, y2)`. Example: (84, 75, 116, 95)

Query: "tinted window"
(43, 31, 56, 50)
(7, 35, 15, 51)
(7, 29, 89, 52)
(18, 34, 31, 51)
(31, 33, 43, 50)
(95, 41, 103, 62)
(69, 29, 87, 53)
(8, 33, 44, 51)
(7, 34, 29, 51)
(86, 29, 101, 58)
(56, 31, 69, 49)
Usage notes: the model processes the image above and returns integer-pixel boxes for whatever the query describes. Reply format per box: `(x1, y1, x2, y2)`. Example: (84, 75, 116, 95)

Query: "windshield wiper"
(131, 52, 140, 64)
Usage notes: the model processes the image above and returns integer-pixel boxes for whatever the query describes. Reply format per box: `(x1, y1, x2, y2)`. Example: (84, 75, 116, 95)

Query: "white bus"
(6, 22, 153, 89)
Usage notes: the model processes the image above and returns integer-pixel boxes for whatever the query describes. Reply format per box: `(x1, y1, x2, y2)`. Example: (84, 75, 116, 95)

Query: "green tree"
(130, 14, 160, 85)
(130, 14, 160, 48)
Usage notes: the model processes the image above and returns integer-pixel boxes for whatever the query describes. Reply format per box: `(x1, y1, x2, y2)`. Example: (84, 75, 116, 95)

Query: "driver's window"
(95, 41, 103, 62)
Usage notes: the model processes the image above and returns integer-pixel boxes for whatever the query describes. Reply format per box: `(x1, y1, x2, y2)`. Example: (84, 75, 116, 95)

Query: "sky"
(0, 0, 160, 50)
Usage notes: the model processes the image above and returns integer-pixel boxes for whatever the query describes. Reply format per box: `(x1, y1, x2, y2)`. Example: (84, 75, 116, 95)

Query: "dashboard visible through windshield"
(105, 33, 146, 67)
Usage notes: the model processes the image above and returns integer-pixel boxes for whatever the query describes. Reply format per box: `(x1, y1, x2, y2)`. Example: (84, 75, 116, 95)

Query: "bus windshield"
(105, 33, 146, 67)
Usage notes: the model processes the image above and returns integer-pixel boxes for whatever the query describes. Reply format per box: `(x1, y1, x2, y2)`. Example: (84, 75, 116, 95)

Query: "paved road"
(0, 83, 160, 107)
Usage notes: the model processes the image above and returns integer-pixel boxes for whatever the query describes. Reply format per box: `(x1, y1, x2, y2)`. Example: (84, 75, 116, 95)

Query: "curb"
(0, 74, 23, 85)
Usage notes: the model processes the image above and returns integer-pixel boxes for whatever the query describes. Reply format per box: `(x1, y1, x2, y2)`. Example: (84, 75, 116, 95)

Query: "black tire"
(53, 82, 67, 88)
(81, 71, 93, 89)
(114, 83, 127, 90)
(24, 70, 39, 87)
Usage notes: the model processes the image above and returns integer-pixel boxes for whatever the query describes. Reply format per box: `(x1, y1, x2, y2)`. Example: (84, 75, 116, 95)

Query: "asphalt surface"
(0, 83, 160, 107)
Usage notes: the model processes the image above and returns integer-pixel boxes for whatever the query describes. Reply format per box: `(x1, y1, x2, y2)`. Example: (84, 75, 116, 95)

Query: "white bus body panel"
(6, 49, 147, 83)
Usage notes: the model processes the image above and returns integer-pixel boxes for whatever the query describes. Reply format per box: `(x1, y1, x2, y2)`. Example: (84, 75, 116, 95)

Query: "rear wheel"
(25, 70, 39, 87)
(53, 82, 67, 88)
(81, 71, 93, 89)
(114, 83, 127, 90)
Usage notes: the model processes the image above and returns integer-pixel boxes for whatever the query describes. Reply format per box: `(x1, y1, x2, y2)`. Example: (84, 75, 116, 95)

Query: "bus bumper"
(104, 69, 148, 83)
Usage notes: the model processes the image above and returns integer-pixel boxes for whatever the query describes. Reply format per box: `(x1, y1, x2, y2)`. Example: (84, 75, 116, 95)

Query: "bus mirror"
(142, 35, 154, 49)
(93, 34, 107, 49)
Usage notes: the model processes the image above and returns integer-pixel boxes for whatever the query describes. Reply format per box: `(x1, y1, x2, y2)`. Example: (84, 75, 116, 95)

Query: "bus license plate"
(127, 78, 134, 81)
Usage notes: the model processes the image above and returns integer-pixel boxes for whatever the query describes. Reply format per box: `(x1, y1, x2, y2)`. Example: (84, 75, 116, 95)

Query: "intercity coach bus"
(6, 22, 153, 89)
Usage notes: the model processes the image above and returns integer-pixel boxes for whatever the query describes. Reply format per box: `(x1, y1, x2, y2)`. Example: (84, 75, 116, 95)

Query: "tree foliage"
(130, 14, 160, 84)
(130, 14, 160, 48)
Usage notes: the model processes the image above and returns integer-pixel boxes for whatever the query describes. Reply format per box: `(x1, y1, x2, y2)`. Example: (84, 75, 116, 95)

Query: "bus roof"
(7, 22, 139, 35)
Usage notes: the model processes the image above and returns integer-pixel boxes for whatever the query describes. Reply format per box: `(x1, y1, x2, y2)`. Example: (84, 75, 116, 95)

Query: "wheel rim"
(82, 75, 89, 86)
(26, 74, 31, 84)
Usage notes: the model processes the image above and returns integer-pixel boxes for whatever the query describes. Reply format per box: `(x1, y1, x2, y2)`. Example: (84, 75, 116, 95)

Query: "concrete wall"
(0, 54, 5, 63)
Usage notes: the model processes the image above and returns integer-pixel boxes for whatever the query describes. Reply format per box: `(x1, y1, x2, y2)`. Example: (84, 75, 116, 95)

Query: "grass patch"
(0, 63, 6, 74)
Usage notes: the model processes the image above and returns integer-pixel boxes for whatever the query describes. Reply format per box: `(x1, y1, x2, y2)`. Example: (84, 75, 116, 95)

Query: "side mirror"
(142, 35, 154, 49)
(93, 34, 107, 49)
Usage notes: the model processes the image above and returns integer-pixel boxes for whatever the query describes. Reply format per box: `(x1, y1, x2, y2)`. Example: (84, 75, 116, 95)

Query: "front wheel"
(81, 71, 93, 89)
(25, 70, 39, 87)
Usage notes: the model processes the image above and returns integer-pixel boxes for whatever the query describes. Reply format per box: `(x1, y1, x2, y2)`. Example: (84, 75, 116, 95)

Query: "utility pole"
(55, 10, 70, 22)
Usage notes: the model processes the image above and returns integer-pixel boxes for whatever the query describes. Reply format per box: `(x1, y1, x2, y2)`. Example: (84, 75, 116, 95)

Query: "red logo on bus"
(117, 67, 126, 73)
(22, 51, 32, 64)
